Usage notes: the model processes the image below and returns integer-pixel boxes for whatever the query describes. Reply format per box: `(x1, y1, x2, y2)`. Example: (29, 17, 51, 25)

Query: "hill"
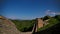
(0, 16, 20, 34)
(33, 15, 60, 34)
(11, 20, 35, 32)
(34, 22, 60, 34)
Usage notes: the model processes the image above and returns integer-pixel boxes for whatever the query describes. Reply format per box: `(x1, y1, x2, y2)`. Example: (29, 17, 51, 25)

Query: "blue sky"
(1, 0, 60, 20)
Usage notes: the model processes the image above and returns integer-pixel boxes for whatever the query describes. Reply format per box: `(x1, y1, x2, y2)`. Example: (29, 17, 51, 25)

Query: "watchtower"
(32, 18, 44, 33)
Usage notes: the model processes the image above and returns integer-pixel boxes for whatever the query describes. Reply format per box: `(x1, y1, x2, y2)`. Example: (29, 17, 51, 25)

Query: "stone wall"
(37, 18, 44, 28)
(32, 18, 44, 33)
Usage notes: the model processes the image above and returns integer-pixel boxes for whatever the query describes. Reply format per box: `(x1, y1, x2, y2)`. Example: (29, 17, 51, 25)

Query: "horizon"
(0, 14, 60, 20)
(1, 0, 60, 20)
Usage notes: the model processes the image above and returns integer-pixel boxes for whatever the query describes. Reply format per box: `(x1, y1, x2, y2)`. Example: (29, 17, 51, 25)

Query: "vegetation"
(54, 15, 60, 20)
(11, 19, 36, 32)
(38, 15, 60, 31)
(34, 22, 60, 34)
(43, 15, 51, 21)
(38, 18, 59, 31)
(11, 15, 60, 32)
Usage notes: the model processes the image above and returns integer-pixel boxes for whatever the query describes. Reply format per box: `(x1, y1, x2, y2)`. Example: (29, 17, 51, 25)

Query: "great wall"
(0, 16, 48, 34)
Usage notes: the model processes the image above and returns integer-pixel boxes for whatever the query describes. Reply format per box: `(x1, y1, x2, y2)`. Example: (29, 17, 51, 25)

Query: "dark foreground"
(33, 22, 60, 34)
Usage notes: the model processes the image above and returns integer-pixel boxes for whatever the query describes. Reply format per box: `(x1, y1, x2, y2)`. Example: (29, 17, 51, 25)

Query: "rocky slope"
(0, 16, 21, 34)
(0, 16, 32, 34)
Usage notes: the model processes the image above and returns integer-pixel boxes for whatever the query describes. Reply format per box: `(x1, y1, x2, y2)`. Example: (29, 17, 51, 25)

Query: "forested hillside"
(11, 20, 36, 32)
(11, 15, 60, 34)
(34, 15, 60, 34)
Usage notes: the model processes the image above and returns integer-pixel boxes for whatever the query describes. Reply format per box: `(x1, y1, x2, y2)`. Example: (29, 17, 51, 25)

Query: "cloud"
(56, 12, 60, 15)
(46, 10, 60, 15)
(46, 10, 51, 15)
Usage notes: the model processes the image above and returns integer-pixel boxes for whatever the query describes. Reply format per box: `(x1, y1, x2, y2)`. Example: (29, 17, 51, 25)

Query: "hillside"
(0, 16, 20, 34)
(34, 22, 60, 34)
(33, 15, 60, 34)
(11, 20, 35, 32)
(0, 15, 60, 34)
(0, 16, 33, 34)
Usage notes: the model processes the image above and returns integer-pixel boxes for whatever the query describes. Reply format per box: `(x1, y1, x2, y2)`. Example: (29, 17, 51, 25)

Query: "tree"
(54, 15, 60, 20)
(43, 15, 51, 21)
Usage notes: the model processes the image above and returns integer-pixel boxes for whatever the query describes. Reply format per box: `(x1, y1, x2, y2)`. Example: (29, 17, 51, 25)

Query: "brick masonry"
(37, 18, 44, 28)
